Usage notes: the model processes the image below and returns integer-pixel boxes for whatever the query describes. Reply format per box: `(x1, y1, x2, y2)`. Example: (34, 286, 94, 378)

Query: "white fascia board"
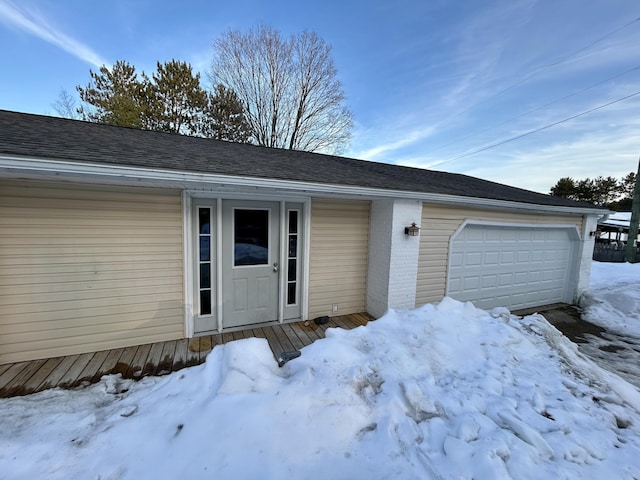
(0, 154, 605, 216)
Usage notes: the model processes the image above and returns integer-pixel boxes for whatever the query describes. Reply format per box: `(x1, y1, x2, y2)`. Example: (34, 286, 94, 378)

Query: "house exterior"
(0, 110, 605, 364)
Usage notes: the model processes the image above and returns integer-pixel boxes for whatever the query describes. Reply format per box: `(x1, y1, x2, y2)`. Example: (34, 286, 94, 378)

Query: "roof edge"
(0, 155, 607, 216)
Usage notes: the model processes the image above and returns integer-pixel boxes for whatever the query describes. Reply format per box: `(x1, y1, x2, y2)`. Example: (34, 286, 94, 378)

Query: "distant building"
(597, 212, 638, 245)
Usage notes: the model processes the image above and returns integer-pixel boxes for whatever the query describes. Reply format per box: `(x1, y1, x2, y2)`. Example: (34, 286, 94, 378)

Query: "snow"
(3, 271, 640, 478)
(599, 212, 632, 229)
(580, 261, 640, 338)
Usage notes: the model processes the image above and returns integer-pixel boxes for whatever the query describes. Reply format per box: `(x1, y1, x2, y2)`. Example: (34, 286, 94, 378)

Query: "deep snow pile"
(2, 299, 640, 479)
(580, 261, 640, 338)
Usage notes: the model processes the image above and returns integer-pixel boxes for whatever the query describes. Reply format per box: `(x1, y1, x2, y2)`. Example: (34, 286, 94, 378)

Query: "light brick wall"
(366, 199, 422, 317)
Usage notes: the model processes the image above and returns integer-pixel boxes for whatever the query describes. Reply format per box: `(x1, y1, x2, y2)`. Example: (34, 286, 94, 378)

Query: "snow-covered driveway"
(577, 329, 640, 388)
(578, 261, 640, 388)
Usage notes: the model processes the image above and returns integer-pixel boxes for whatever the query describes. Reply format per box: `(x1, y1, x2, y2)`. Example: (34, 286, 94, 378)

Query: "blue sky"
(1, 0, 639, 193)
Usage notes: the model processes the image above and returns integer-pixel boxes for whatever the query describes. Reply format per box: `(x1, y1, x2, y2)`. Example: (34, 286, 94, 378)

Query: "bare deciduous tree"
(211, 25, 353, 154)
(52, 89, 80, 119)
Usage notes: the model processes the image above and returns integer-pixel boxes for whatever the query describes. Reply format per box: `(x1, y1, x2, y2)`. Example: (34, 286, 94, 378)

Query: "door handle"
(273, 262, 279, 272)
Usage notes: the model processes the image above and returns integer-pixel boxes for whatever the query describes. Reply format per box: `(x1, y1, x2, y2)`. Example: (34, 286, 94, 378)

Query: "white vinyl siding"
(308, 198, 370, 318)
(415, 203, 584, 307)
(0, 180, 184, 364)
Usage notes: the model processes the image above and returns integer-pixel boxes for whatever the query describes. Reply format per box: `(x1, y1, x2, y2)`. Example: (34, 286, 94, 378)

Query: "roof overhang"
(0, 154, 607, 216)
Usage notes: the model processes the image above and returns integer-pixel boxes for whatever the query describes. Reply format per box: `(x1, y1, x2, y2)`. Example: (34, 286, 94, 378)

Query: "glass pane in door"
(234, 209, 269, 266)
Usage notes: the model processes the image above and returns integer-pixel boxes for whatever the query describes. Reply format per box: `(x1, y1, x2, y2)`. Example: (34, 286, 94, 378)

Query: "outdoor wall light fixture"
(405, 223, 420, 236)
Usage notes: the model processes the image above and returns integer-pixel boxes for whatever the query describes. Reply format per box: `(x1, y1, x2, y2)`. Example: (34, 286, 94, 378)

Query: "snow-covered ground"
(581, 261, 640, 338)
(575, 261, 640, 388)
(3, 268, 640, 479)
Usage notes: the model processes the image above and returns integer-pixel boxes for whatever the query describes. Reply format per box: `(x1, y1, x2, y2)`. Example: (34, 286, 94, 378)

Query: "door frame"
(182, 191, 311, 336)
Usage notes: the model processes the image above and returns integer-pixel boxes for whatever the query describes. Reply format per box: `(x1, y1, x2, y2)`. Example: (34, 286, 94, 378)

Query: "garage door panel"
(501, 251, 516, 263)
(448, 224, 575, 310)
(450, 252, 463, 267)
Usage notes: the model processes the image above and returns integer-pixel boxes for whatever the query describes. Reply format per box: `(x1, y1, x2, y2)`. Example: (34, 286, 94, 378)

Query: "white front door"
(221, 200, 280, 328)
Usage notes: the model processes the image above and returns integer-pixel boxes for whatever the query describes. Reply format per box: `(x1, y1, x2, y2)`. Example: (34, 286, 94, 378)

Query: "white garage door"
(448, 224, 577, 310)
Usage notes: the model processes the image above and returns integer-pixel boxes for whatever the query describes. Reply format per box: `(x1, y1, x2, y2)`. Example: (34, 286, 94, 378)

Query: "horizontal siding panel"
(0, 266, 183, 286)
(2, 311, 183, 345)
(416, 203, 584, 307)
(0, 253, 183, 267)
(0, 275, 183, 297)
(0, 282, 182, 305)
(1, 184, 179, 204)
(0, 180, 185, 364)
(0, 260, 183, 278)
(1, 291, 183, 316)
(0, 210, 181, 225)
(308, 269, 368, 281)
(307, 292, 366, 305)
(0, 228, 182, 239)
(308, 198, 370, 318)
(2, 310, 183, 344)
(1, 327, 183, 365)
(1, 302, 182, 326)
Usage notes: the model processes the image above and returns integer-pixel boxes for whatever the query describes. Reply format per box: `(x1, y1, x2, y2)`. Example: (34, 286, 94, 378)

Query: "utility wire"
(494, 15, 640, 98)
(429, 89, 640, 168)
(436, 15, 640, 142)
(428, 64, 640, 154)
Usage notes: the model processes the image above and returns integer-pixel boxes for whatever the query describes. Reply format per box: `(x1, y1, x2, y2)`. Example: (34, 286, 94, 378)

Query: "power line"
(429, 89, 640, 168)
(428, 64, 640, 154)
(495, 15, 640, 98)
(435, 15, 640, 141)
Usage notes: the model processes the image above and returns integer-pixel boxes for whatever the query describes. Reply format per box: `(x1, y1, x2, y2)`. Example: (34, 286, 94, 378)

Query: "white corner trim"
(216, 197, 223, 332)
(301, 200, 311, 321)
(278, 201, 286, 323)
(182, 191, 194, 337)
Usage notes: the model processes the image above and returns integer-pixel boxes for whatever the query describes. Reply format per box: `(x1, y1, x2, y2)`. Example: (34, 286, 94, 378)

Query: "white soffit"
(0, 155, 606, 216)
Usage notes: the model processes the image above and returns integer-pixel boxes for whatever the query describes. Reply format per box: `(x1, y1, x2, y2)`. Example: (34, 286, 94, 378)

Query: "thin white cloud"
(0, 0, 107, 67)
(354, 123, 438, 161)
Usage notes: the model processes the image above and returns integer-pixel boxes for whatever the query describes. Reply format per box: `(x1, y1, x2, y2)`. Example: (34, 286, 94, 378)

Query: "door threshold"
(193, 318, 303, 337)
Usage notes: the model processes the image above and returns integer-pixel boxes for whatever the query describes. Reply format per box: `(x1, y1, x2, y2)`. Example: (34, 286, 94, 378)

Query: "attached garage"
(416, 203, 589, 311)
(447, 223, 579, 310)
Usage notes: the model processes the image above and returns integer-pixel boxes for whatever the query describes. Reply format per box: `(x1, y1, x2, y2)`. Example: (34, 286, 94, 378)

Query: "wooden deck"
(0, 313, 372, 398)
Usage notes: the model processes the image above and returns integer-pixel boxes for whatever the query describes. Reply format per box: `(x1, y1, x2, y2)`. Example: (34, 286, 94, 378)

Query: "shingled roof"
(0, 110, 599, 209)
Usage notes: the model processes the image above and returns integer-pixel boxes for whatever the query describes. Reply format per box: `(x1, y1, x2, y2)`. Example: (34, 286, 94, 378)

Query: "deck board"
(91, 348, 125, 383)
(142, 342, 165, 377)
(58, 353, 95, 388)
(280, 323, 307, 350)
(37, 354, 80, 391)
(260, 327, 284, 357)
(77, 351, 110, 385)
(197, 336, 214, 362)
(0, 312, 373, 398)
(0, 362, 29, 390)
(21, 357, 63, 395)
(127, 343, 152, 378)
(3, 359, 47, 397)
(173, 339, 189, 371)
(157, 341, 178, 375)
(112, 346, 139, 377)
(271, 325, 296, 352)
